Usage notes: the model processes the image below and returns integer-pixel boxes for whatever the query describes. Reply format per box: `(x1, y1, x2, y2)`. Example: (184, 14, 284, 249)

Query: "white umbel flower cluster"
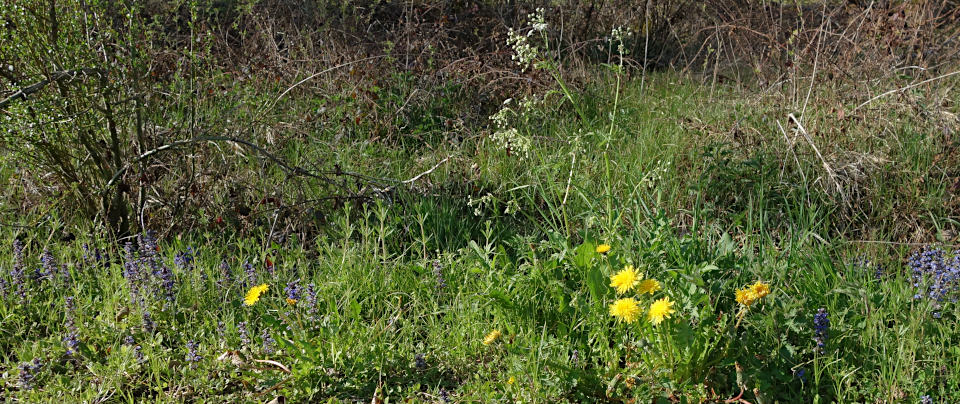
(506, 8, 550, 71)
(507, 28, 539, 71)
(488, 97, 538, 160)
(610, 26, 632, 56)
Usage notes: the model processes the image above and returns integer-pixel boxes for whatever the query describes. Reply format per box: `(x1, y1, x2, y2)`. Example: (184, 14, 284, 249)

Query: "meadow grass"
(2, 71, 959, 403)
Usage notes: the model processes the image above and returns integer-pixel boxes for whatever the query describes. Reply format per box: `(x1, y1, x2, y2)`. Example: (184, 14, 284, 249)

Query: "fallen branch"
(0, 68, 103, 108)
(102, 135, 452, 202)
(102, 135, 342, 193)
(400, 156, 451, 185)
(251, 358, 291, 374)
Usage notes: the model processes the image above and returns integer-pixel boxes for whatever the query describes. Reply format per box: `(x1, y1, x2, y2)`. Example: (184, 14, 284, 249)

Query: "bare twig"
(103, 135, 450, 205)
(801, 5, 828, 117)
(640, 0, 651, 96)
(849, 240, 960, 248)
(102, 135, 341, 193)
(399, 156, 451, 186)
(788, 113, 845, 202)
(852, 70, 960, 113)
(268, 55, 386, 109)
(561, 153, 576, 206)
(251, 358, 291, 374)
(0, 68, 103, 108)
(777, 119, 807, 187)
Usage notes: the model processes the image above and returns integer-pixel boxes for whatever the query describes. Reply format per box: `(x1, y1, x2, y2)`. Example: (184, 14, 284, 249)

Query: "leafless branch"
(852, 70, 960, 113)
(0, 68, 103, 109)
(400, 156, 451, 185)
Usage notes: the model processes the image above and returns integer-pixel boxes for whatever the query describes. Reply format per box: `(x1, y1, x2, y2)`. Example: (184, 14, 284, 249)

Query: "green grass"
(2, 70, 960, 402)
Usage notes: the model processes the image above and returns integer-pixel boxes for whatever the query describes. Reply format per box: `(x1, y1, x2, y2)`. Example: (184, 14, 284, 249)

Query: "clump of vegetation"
(2, 1, 960, 402)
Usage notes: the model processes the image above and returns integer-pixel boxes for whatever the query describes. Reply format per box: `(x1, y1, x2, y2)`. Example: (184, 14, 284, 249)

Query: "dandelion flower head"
(244, 284, 269, 306)
(736, 281, 770, 307)
(610, 265, 640, 294)
(735, 288, 757, 306)
(609, 298, 641, 323)
(636, 279, 661, 295)
(750, 281, 771, 299)
(483, 329, 502, 345)
(596, 244, 611, 254)
(647, 297, 676, 325)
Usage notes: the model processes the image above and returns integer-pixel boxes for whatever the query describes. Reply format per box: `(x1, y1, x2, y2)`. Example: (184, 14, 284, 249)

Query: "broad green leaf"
(586, 267, 607, 302)
(573, 242, 596, 270)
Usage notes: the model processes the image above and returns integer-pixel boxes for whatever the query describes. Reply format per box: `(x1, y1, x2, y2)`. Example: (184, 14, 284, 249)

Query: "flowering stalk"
(813, 308, 829, 353)
(174, 247, 194, 271)
(59, 264, 71, 286)
(156, 264, 175, 303)
(122, 242, 142, 304)
(244, 261, 257, 287)
(217, 259, 233, 289)
(11, 239, 27, 303)
(238, 321, 251, 349)
(142, 310, 155, 334)
(605, 27, 629, 147)
(908, 248, 959, 318)
(63, 297, 79, 356)
(305, 283, 319, 323)
(639, 302, 679, 380)
(18, 358, 43, 390)
(261, 328, 276, 355)
(38, 248, 56, 281)
(186, 340, 202, 369)
(433, 260, 446, 291)
(125, 336, 145, 363)
(284, 278, 301, 302)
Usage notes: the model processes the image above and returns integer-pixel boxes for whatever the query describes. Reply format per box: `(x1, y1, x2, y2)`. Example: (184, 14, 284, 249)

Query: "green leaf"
(586, 267, 607, 302)
(573, 242, 596, 270)
(349, 300, 361, 320)
(718, 233, 735, 255)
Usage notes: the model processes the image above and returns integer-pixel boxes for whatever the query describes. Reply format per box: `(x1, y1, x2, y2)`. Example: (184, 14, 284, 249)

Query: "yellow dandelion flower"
(243, 284, 269, 306)
(595, 244, 611, 254)
(507, 376, 516, 385)
(610, 265, 641, 294)
(750, 281, 771, 299)
(609, 298, 641, 323)
(636, 279, 661, 295)
(483, 329, 502, 345)
(735, 288, 757, 306)
(647, 297, 675, 325)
